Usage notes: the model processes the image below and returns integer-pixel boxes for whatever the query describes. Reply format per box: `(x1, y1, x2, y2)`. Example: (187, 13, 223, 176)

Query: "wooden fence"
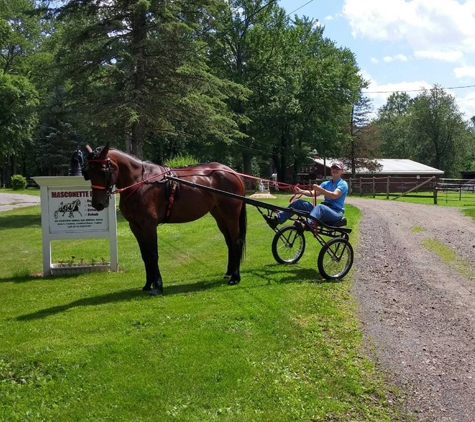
(348, 176, 437, 201)
(346, 176, 475, 205)
(435, 178, 475, 205)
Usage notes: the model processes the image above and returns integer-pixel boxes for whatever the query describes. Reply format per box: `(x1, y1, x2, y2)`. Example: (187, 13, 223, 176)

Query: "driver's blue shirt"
(320, 178, 348, 213)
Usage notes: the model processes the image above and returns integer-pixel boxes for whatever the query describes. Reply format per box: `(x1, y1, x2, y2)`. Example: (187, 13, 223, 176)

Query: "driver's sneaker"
(294, 221, 306, 231)
(264, 214, 279, 229)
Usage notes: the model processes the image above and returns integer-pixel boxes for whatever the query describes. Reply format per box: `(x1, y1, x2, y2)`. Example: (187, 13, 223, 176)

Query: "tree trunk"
(131, 120, 144, 159)
(10, 154, 17, 177)
(242, 150, 252, 189)
(130, 4, 147, 159)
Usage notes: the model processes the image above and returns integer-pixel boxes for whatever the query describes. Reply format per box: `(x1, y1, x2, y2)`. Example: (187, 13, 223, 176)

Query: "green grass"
(354, 190, 475, 207)
(422, 238, 474, 279)
(0, 197, 408, 421)
(0, 187, 41, 196)
(462, 207, 475, 219)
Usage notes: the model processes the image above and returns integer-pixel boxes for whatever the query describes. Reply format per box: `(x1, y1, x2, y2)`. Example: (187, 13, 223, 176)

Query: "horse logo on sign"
(54, 199, 83, 219)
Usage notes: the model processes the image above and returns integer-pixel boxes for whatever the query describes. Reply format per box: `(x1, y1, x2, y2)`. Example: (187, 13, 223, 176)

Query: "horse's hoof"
(223, 273, 231, 279)
(150, 289, 163, 296)
(142, 286, 152, 292)
(227, 279, 240, 286)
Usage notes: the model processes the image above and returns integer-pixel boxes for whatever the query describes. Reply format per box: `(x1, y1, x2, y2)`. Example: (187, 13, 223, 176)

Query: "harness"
(84, 152, 180, 221)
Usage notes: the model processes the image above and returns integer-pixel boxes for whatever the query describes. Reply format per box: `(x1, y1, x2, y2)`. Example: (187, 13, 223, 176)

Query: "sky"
(278, 0, 475, 120)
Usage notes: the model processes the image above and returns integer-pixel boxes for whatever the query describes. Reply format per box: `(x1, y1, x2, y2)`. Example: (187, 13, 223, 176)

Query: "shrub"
(165, 155, 199, 168)
(11, 174, 27, 190)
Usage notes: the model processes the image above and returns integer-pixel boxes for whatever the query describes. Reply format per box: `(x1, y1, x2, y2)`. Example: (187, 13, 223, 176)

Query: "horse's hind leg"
(211, 209, 243, 285)
(129, 222, 163, 295)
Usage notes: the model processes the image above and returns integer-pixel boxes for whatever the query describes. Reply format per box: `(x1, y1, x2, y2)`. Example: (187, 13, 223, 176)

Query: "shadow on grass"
(245, 263, 345, 285)
(0, 272, 90, 284)
(0, 273, 43, 283)
(16, 277, 232, 321)
(15, 265, 344, 321)
(17, 288, 145, 321)
(0, 213, 41, 230)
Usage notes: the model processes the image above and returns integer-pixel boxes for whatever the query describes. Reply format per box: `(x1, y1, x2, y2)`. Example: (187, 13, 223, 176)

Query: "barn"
(299, 158, 444, 194)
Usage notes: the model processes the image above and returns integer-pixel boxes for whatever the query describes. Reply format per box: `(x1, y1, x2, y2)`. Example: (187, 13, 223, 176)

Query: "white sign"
(33, 176, 118, 276)
(47, 188, 109, 233)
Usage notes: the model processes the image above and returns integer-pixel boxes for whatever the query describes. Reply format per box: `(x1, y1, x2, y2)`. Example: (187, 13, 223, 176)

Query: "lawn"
(0, 195, 407, 421)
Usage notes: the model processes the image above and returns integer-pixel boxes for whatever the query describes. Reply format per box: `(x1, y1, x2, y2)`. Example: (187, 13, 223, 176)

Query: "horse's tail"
(238, 202, 247, 262)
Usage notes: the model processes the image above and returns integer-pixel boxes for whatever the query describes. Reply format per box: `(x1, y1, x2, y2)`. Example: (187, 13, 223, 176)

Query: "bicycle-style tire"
(272, 226, 306, 264)
(317, 238, 353, 280)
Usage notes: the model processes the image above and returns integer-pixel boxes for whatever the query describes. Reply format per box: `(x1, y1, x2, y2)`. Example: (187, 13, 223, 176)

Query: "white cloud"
(360, 70, 475, 119)
(360, 70, 432, 112)
(456, 92, 475, 118)
(343, 0, 475, 62)
(415, 49, 463, 62)
(454, 66, 475, 79)
(383, 54, 409, 63)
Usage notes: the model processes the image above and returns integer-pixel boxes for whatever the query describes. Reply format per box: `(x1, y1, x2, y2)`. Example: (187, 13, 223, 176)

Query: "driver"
(265, 160, 348, 228)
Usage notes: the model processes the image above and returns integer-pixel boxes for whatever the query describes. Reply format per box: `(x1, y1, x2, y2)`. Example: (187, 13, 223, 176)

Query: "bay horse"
(83, 143, 246, 295)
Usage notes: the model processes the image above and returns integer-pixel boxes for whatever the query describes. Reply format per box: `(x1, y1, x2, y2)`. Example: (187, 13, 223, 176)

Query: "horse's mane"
(90, 146, 147, 166)
(109, 148, 144, 165)
(90, 145, 209, 171)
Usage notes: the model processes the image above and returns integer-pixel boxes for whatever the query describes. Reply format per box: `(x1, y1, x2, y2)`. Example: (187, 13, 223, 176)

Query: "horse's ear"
(99, 142, 110, 158)
(85, 145, 93, 154)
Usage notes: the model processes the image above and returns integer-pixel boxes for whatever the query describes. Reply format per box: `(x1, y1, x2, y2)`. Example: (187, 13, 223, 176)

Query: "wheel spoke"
(318, 238, 354, 280)
(272, 226, 306, 264)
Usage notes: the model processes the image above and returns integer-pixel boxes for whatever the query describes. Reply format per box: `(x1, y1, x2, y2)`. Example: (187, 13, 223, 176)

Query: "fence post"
(386, 176, 390, 199)
(434, 177, 438, 205)
(372, 177, 376, 198)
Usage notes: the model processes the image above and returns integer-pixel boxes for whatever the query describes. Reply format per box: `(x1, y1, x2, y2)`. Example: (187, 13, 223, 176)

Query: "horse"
(83, 143, 247, 295)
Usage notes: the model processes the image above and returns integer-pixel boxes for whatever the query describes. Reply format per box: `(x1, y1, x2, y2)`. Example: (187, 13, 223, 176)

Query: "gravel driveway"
(348, 197, 475, 421)
(0, 192, 40, 212)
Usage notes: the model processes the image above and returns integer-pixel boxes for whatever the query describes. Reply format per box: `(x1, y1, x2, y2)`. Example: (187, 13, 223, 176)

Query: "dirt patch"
(0, 193, 40, 212)
(347, 197, 475, 421)
(248, 192, 277, 199)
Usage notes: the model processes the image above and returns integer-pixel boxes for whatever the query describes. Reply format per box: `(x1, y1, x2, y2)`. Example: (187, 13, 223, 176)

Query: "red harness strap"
(165, 182, 177, 218)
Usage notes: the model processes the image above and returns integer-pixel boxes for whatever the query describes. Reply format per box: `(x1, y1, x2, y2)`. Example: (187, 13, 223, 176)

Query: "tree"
(0, 74, 39, 185)
(377, 92, 413, 158)
(0, 0, 43, 185)
(345, 95, 381, 177)
(206, 0, 284, 175)
(410, 86, 471, 177)
(51, 0, 246, 158)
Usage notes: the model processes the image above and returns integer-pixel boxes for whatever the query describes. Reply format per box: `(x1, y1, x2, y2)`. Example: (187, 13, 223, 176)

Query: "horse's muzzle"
(91, 196, 109, 211)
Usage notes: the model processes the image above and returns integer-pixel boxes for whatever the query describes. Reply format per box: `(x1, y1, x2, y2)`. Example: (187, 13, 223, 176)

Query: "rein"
(87, 156, 315, 200)
(113, 169, 172, 199)
(87, 157, 172, 199)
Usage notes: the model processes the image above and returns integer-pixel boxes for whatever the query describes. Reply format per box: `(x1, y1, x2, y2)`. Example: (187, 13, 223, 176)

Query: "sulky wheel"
(272, 225, 306, 264)
(317, 237, 354, 280)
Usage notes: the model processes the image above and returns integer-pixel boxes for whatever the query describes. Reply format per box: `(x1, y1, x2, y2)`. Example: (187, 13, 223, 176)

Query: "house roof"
(311, 158, 444, 175)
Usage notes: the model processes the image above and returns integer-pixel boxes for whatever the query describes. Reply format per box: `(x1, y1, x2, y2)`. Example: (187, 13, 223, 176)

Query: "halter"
(83, 156, 115, 195)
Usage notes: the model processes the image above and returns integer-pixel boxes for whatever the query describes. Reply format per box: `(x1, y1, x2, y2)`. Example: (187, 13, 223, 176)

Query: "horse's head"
(84, 143, 118, 211)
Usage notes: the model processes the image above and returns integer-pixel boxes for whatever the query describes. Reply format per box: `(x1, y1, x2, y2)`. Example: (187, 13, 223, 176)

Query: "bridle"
(83, 154, 115, 196)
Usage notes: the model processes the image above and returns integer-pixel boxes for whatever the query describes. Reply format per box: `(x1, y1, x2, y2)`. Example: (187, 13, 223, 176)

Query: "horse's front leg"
(130, 223, 163, 295)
